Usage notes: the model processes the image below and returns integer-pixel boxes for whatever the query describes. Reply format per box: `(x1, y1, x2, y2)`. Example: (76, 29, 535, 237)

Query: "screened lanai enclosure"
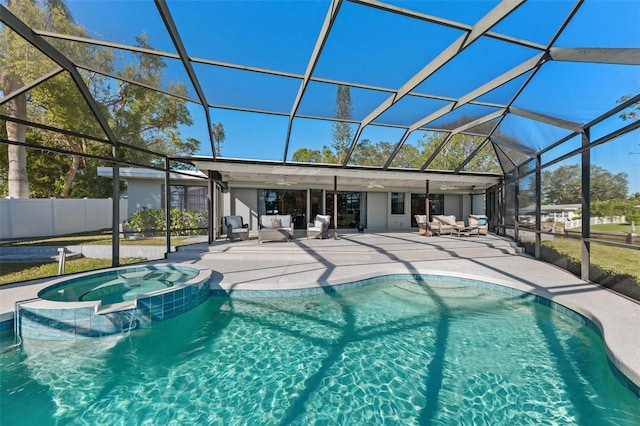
(0, 0, 639, 299)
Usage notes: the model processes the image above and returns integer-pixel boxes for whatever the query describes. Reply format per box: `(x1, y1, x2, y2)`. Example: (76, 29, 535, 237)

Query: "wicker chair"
(307, 215, 331, 239)
(224, 215, 249, 241)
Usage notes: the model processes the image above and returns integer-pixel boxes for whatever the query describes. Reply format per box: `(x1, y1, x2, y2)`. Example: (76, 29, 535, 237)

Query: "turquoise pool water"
(2, 277, 639, 425)
(37, 266, 199, 305)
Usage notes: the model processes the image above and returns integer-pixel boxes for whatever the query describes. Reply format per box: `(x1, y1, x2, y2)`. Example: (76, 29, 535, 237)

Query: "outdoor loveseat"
(259, 214, 294, 243)
(430, 215, 464, 236)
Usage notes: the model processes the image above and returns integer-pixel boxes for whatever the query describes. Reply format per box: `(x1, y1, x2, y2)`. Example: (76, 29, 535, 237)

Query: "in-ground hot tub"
(18, 264, 212, 340)
(38, 266, 199, 304)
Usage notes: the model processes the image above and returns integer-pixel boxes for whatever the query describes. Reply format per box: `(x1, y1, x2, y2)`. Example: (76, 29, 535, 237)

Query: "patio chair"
(414, 214, 430, 236)
(224, 215, 249, 241)
(307, 214, 331, 239)
(468, 214, 488, 236)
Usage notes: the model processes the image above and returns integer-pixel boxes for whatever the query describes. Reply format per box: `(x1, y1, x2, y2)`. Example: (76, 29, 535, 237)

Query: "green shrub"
(169, 209, 207, 236)
(127, 208, 207, 237)
(127, 207, 164, 236)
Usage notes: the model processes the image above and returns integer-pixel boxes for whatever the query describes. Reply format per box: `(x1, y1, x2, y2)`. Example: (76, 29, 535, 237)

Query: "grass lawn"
(570, 223, 635, 233)
(3, 232, 193, 247)
(542, 237, 640, 280)
(590, 223, 635, 233)
(0, 257, 144, 286)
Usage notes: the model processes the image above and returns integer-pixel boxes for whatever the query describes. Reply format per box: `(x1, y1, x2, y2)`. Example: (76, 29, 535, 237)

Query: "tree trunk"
(60, 153, 82, 198)
(5, 91, 29, 198)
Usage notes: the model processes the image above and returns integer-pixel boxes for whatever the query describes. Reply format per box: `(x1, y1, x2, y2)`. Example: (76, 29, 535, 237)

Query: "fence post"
(84, 197, 88, 232)
(6, 198, 13, 239)
(50, 198, 56, 236)
(57, 248, 66, 275)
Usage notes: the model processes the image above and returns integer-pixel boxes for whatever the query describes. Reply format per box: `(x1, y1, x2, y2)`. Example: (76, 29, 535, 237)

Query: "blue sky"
(64, 0, 639, 193)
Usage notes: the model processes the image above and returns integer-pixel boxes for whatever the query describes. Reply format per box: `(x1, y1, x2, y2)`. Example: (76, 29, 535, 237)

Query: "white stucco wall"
(366, 192, 388, 231)
(223, 188, 258, 230)
(444, 194, 463, 220)
(127, 179, 162, 216)
(471, 193, 486, 216)
(388, 192, 411, 231)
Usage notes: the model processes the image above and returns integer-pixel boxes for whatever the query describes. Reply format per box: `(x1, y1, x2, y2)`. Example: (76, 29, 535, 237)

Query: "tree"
(541, 164, 628, 205)
(211, 122, 225, 157)
(104, 34, 200, 164)
(291, 148, 323, 163)
(331, 85, 353, 162)
(0, 0, 75, 198)
(617, 95, 639, 121)
(291, 109, 504, 172)
(1, 2, 201, 199)
(0, 0, 101, 198)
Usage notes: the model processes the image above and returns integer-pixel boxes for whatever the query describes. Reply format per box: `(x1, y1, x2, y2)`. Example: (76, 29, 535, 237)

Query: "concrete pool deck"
(1, 232, 639, 392)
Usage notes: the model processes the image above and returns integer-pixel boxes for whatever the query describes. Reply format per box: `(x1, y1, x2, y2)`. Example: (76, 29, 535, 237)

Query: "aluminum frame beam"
(0, 5, 118, 144)
(490, 134, 537, 158)
(343, 0, 525, 167)
(351, 0, 546, 51)
(154, 0, 215, 157)
(509, 106, 583, 133)
(549, 47, 640, 65)
(420, 110, 505, 171)
(284, 0, 343, 163)
(0, 68, 64, 106)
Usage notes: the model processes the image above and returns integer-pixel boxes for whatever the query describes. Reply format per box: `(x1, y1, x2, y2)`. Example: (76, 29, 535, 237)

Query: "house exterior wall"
(472, 193, 486, 216)
(366, 192, 388, 231)
(122, 175, 480, 234)
(388, 192, 411, 231)
(127, 179, 162, 216)
(444, 194, 463, 220)
(223, 188, 258, 230)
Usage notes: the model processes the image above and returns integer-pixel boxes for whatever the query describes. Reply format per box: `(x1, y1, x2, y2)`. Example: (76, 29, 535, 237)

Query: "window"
(410, 193, 444, 226)
(258, 189, 307, 229)
(391, 192, 404, 215)
(326, 191, 366, 228)
(162, 185, 207, 212)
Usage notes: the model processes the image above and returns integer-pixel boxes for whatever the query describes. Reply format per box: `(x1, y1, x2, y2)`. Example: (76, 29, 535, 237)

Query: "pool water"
(2, 278, 639, 425)
(37, 266, 198, 305)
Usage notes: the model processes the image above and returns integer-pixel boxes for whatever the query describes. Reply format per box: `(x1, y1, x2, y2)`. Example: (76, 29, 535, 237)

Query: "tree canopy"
(541, 164, 628, 205)
(291, 91, 503, 173)
(0, 1, 202, 198)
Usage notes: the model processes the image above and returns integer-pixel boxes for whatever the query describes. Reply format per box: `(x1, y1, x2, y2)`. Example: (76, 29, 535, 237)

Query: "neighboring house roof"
(541, 204, 581, 212)
(97, 167, 206, 182)
(519, 204, 581, 215)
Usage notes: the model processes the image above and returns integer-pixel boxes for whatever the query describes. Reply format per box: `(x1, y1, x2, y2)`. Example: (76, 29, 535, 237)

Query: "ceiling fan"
(265, 176, 297, 186)
(367, 180, 384, 189)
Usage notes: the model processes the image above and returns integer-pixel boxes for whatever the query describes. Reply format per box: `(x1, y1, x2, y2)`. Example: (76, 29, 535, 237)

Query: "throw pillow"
(477, 218, 487, 226)
(271, 218, 282, 228)
(314, 219, 324, 228)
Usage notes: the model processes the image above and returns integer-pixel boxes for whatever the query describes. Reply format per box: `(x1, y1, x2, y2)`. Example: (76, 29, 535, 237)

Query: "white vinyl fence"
(563, 215, 626, 230)
(0, 198, 128, 240)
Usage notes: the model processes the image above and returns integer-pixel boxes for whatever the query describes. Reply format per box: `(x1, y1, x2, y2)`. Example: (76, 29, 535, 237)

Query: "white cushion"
(316, 215, 331, 224)
(278, 215, 291, 228)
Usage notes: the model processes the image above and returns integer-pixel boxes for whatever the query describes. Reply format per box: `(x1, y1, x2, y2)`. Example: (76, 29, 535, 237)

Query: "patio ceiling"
(1, 0, 639, 190)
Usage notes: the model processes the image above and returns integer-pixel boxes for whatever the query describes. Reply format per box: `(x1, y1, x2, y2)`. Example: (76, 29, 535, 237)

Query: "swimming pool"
(2, 275, 638, 424)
